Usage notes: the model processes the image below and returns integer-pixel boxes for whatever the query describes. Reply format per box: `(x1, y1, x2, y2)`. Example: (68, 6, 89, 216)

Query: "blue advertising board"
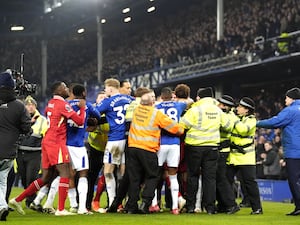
(257, 179, 292, 202)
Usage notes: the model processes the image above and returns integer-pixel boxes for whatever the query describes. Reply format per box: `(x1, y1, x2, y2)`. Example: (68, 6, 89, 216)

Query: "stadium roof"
(0, 0, 194, 38)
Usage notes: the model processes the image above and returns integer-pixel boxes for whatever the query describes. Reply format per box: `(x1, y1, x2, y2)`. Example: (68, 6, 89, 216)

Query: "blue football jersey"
(96, 94, 132, 141)
(156, 101, 187, 145)
(67, 100, 101, 147)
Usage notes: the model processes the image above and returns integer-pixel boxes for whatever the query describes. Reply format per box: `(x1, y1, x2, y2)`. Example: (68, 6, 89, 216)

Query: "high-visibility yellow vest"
(125, 98, 141, 122)
(180, 97, 231, 146)
(219, 110, 236, 153)
(227, 114, 256, 165)
(277, 32, 289, 54)
(87, 116, 109, 151)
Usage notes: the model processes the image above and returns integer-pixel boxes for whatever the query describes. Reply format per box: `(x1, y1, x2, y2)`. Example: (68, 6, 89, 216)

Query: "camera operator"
(0, 70, 32, 221)
(16, 96, 47, 209)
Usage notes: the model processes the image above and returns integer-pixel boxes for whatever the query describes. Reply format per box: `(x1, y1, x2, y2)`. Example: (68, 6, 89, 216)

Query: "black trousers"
(86, 143, 104, 210)
(114, 146, 130, 206)
(227, 164, 262, 211)
(285, 158, 300, 210)
(126, 147, 159, 211)
(216, 152, 237, 209)
(185, 145, 219, 212)
(16, 150, 41, 206)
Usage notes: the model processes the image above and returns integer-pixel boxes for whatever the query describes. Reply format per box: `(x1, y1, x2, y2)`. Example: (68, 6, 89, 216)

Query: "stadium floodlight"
(44, 0, 65, 14)
(11, 26, 25, 31)
(124, 17, 131, 23)
(122, 8, 130, 14)
(101, 19, 106, 24)
(149, 0, 155, 2)
(147, 6, 156, 13)
(77, 28, 85, 34)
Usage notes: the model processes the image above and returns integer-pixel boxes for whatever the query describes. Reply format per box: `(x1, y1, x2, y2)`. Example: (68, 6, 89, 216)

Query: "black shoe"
(250, 209, 263, 215)
(107, 201, 118, 213)
(286, 209, 300, 216)
(206, 210, 217, 215)
(0, 208, 9, 221)
(138, 202, 149, 214)
(206, 206, 217, 215)
(126, 209, 138, 214)
(29, 202, 43, 212)
(227, 205, 240, 214)
(186, 208, 195, 213)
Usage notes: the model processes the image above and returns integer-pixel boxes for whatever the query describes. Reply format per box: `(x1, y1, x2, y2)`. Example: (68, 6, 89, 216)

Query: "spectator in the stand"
(278, 146, 288, 180)
(256, 134, 266, 179)
(260, 141, 281, 180)
(257, 87, 300, 216)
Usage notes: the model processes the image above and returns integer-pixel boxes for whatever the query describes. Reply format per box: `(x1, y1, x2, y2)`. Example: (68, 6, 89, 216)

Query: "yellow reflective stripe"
(193, 127, 219, 133)
(163, 120, 178, 131)
(222, 118, 231, 130)
(131, 123, 160, 131)
(149, 109, 158, 126)
(195, 106, 203, 127)
(129, 132, 159, 142)
(186, 133, 220, 141)
(181, 117, 192, 128)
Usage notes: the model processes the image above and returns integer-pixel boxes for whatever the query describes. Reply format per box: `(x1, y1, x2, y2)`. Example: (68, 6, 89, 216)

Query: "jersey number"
(159, 107, 178, 121)
(113, 104, 129, 124)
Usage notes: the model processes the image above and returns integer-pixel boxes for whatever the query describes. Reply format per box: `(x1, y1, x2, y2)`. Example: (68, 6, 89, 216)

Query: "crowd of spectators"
(1, 0, 300, 87)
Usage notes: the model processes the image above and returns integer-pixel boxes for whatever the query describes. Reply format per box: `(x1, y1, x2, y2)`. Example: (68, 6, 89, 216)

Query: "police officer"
(180, 87, 231, 214)
(216, 95, 240, 214)
(227, 97, 263, 215)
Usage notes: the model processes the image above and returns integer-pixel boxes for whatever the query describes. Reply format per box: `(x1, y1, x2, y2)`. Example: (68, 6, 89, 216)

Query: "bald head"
(140, 93, 153, 106)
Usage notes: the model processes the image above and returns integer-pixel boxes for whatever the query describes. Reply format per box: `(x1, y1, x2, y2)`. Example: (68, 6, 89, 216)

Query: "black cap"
(0, 70, 15, 89)
(218, 95, 235, 107)
(239, 97, 255, 110)
(286, 87, 300, 99)
(197, 87, 214, 98)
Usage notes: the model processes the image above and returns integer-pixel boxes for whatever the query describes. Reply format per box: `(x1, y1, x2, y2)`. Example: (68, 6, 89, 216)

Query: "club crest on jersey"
(65, 104, 72, 112)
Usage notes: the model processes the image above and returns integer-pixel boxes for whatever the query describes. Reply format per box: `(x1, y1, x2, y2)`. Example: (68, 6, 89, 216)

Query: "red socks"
(94, 175, 105, 202)
(16, 178, 44, 202)
(58, 177, 69, 211)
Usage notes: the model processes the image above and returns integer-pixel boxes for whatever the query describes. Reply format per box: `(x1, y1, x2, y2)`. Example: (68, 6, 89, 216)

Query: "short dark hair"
(72, 84, 86, 97)
(174, 84, 190, 99)
(160, 87, 173, 100)
(51, 81, 64, 94)
(134, 87, 151, 97)
(120, 80, 130, 87)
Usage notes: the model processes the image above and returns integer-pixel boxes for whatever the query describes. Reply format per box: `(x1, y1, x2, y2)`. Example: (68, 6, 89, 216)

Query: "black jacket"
(0, 88, 32, 159)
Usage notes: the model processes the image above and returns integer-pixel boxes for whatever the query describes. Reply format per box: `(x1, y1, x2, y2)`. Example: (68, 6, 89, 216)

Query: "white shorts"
(157, 144, 180, 167)
(103, 140, 126, 165)
(67, 146, 89, 171)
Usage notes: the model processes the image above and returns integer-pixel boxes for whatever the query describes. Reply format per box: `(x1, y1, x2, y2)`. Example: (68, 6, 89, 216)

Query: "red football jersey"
(43, 95, 76, 144)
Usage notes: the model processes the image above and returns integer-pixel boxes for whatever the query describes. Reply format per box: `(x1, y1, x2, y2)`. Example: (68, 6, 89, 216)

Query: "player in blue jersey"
(96, 78, 132, 208)
(153, 87, 187, 214)
(67, 84, 101, 214)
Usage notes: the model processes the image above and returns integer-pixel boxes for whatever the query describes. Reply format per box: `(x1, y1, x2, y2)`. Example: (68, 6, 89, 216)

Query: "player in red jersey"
(9, 81, 86, 216)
